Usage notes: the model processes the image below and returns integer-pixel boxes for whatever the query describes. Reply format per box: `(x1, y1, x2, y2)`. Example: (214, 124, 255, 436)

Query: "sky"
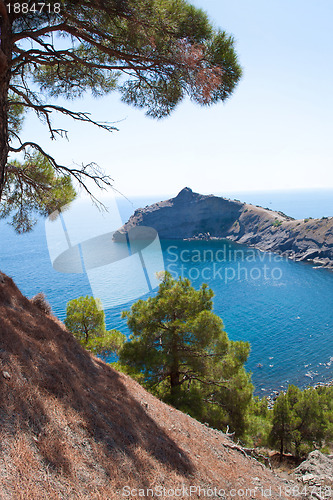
(18, 0, 333, 199)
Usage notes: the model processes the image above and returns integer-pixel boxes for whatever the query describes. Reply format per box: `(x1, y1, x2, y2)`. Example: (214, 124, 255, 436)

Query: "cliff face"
(113, 188, 333, 268)
(115, 187, 244, 239)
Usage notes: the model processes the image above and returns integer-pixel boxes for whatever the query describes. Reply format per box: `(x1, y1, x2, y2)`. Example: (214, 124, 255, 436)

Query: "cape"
(113, 187, 333, 268)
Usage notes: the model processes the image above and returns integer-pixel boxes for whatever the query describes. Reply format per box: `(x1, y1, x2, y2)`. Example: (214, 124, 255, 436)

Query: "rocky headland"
(113, 187, 333, 269)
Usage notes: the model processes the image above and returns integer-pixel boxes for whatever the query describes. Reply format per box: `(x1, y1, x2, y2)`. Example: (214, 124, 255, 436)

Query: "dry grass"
(0, 274, 293, 498)
(30, 292, 53, 315)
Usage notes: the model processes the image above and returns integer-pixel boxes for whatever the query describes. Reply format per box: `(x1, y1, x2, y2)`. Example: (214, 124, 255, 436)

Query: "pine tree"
(269, 392, 292, 459)
(1, 0, 242, 230)
(65, 296, 125, 355)
(119, 272, 252, 435)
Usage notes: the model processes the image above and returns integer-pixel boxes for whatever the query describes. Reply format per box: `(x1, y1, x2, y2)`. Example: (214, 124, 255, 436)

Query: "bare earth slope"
(0, 273, 294, 499)
(113, 188, 333, 268)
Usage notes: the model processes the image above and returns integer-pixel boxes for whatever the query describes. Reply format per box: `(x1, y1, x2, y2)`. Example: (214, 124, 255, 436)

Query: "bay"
(1, 188, 333, 395)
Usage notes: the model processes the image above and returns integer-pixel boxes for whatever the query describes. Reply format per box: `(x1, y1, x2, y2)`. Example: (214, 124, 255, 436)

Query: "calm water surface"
(1, 189, 332, 395)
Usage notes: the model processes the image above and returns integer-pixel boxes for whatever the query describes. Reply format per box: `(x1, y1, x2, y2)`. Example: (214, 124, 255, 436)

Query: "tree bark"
(279, 438, 284, 461)
(169, 330, 181, 402)
(170, 370, 180, 390)
(0, 2, 12, 201)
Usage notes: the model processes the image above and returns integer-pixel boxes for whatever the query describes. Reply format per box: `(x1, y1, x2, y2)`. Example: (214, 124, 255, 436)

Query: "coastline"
(185, 233, 333, 271)
(113, 188, 333, 270)
(265, 378, 333, 408)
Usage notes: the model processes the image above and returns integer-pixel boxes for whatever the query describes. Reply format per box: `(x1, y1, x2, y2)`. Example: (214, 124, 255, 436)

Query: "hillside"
(0, 272, 296, 499)
(113, 188, 333, 268)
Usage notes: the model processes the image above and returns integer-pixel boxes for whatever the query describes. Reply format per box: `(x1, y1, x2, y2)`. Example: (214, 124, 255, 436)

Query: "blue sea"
(1, 188, 333, 396)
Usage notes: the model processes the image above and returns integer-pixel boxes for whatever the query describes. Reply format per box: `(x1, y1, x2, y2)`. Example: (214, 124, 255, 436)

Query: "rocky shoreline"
(265, 379, 333, 408)
(113, 187, 333, 269)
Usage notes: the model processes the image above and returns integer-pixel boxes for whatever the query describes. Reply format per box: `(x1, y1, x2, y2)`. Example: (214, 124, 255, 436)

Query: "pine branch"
(12, 44, 145, 72)
(13, 23, 68, 42)
(8, 141, 113, 204)
(9, 85, 118, 138)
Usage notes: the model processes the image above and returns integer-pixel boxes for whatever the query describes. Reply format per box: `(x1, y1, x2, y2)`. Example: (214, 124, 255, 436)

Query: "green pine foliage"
(65, 296, 125, 356)
(245, 396, 272, 448)
(2, 0, 243, 217)
(268, 385, 332, 458)
(269, 392, 292, 457)
(63, 282, 333, 454)
(29, 0, 242, 118)
(119, 272, 253, 436)
(0, 152, 76, 232)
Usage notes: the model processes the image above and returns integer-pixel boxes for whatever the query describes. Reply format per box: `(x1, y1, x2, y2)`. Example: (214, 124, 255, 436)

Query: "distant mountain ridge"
(113, 187, 333, 269)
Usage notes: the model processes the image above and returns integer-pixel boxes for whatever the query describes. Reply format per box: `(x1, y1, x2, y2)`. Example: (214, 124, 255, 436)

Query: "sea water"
(1, 189, 333, 395)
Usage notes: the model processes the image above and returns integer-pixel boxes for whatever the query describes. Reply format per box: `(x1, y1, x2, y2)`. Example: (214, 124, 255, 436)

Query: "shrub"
(30, 293, 52, 315)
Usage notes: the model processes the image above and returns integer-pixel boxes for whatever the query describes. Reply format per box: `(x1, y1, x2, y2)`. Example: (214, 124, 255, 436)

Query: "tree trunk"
(295, 441, 300, 460)
(0, 4, 12, 201)
(169, 330, 181, 403)
(279, 438, 284, 461)
(170, 370, 180, 390)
